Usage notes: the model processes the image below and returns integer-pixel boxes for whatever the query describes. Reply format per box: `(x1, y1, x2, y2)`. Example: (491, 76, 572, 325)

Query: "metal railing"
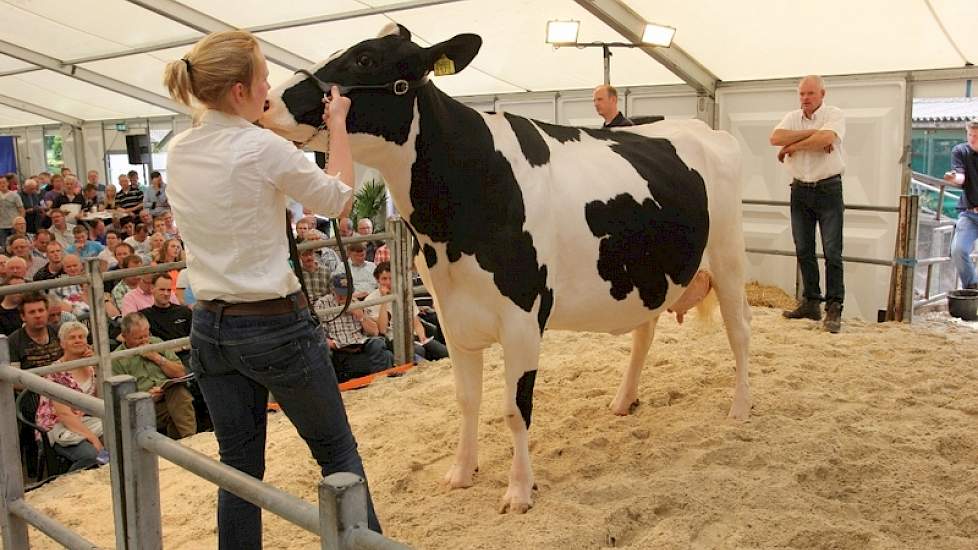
(742, 195, 916, 320)
(0, 220, 419, 549)
(908, 171, 965, 310)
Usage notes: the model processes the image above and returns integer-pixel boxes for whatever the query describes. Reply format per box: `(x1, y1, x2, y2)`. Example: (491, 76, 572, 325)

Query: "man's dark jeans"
(190, 298, 381, 550)
(790, 178, 845, 304)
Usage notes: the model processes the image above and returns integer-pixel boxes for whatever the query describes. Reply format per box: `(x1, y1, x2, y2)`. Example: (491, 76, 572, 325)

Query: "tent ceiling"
(0, 0, 976, 127)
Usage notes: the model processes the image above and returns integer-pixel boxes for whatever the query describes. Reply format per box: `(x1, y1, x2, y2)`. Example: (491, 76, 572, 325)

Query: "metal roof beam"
(573, 0, 718, 98)
(0, 94, 82, 126)
(0, 40, 188, 115)
(125, 0, 313, 71)
(247, 0, 469, 33)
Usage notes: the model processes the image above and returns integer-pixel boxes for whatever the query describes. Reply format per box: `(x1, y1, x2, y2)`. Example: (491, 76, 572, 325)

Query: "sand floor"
(21, 286, 978, 549)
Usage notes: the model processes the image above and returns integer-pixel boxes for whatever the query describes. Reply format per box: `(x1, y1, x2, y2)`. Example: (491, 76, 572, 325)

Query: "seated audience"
(356, 218, 379, 261)
(112, 312, 196, 439)
(8, 235, 44, 278)
(36, 321, 105, 471)
(297, 245, 333, 303)
(124, 223, 151, 260)
(364, 262, 449, 361)
(46, 294, 76, 332)
(8, 292, 62, 370)
(32, 229, 52, 261)
(315, 274, 392, 382)
(66, 225, 105, 259)
(98, 230, 123, 271)
(332, 242, 376, 300)
(4, 257, 28, 281)
(47, 209, 75, 249)
(33, 241, 64, 281)
(160, 210, 179, 240)
(147, 232, 165, 264)
(111, 255, 142, 308)
(122, 272, 177, 315)
(0, 275, 25, 335)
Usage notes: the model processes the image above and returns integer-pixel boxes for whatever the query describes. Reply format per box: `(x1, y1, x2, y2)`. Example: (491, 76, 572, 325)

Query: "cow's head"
(261, 24, 481, 152)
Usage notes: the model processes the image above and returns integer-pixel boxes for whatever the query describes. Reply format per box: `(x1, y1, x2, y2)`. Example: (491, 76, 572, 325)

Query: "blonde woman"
(163, 30, 375, 548)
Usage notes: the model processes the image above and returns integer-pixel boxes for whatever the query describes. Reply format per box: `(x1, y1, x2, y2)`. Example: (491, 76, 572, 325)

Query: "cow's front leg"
(498, 329, 541, 513)
(611, 317, 657, 415)
(444, 345, 483, 488)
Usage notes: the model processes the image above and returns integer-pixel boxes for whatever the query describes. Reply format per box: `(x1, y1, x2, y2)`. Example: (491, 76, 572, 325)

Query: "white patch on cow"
(377, 22, 402, 38)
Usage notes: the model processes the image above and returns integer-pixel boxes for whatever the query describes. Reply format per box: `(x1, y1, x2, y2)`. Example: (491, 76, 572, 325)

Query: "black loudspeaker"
(125, 135, 151, 165)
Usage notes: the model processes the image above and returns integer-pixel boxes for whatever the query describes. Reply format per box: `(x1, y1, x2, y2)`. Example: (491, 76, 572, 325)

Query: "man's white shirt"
(775, 104, 846, 182)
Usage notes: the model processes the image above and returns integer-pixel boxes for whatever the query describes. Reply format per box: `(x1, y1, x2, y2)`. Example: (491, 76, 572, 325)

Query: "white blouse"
(166, 110, 352, 302)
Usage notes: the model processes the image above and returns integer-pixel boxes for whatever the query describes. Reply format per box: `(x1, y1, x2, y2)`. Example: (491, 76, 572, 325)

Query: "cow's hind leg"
(444, 344, 484, 488)
(499, 328, 541, 513)
(516, 370, 537, 428)
(610, 317, 657, 415)
(710, 254, 752, 420)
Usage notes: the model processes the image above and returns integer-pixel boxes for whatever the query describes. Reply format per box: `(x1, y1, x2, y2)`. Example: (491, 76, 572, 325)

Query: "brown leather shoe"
(823, 301, 842, 333)
(783, 299, 822, 321)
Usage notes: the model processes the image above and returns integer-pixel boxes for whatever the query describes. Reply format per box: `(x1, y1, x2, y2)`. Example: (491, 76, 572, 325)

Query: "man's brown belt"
(196, 292, 308, 316)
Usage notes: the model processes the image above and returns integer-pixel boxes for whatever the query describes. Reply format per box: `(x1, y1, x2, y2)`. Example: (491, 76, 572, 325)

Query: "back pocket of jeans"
(240, 340, 305, 376)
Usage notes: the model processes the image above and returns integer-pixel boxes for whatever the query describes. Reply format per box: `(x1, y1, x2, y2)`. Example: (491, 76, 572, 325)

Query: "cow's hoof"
(498, 488, 533, 514)
(610, 398, 639, 416)
(727, 399, 751, 421)
(444, 464, 477, 488)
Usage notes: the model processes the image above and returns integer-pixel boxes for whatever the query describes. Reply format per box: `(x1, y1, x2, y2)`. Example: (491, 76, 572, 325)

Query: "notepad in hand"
(160, 374, 195, 390)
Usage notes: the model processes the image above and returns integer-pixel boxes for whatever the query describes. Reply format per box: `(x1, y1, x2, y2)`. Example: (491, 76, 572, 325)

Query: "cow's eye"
(356, 53, 376, 68)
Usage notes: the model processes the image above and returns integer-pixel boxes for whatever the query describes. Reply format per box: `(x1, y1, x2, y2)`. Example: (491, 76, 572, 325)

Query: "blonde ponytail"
(163, 30, 262, 117)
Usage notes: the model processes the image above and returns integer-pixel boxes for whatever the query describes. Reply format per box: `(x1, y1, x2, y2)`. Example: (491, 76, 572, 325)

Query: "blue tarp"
(0, 136, 16, 175)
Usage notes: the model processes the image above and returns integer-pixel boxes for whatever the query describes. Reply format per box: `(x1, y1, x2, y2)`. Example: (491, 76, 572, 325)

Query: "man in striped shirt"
(116, 171, 144, 217)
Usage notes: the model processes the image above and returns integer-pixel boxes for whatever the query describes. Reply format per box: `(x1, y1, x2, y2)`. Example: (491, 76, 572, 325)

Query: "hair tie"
(182, 58, 192, 72)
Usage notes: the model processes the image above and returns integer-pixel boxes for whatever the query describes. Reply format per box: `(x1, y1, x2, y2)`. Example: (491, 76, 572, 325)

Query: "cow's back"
(479, 115, 742, 334)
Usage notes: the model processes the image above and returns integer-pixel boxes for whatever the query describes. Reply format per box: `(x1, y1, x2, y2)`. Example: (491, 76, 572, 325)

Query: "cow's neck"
(350, 86, 479, 226)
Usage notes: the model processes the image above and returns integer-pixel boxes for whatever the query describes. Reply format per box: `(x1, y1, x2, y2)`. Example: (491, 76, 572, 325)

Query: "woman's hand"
(323, 86, 351, 130)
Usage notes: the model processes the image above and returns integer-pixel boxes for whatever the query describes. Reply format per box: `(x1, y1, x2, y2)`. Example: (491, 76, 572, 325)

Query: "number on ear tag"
(433, 55, 456, 76)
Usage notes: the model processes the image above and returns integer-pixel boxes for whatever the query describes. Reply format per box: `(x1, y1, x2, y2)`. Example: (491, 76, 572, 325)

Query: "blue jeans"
(790, 178, 845, 303)
(53, 440, 99, 472)
(951, 211, 978, 287)
(190, 296, 381, 550)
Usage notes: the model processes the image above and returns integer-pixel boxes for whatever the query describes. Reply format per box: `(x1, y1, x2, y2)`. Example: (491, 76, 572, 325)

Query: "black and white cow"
(261, 24, 751, 513)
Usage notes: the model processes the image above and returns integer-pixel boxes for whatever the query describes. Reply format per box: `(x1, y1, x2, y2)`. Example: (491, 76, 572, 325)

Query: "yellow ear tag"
(433, 54, 456, 76)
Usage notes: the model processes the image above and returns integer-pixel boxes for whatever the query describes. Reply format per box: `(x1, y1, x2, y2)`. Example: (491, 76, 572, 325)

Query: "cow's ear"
(423, 34, 481, 76)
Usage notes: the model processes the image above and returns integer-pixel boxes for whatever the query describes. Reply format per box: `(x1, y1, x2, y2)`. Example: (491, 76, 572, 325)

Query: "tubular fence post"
(322, 472, 368, 550)
(0, 336, 30, 549)
(902, 194, 919, 322)
(107, 375, 136, 550)
(90, 258, 133, 549)
(121, 392, 162, 550)
(318, 478, 341, 550)
(389, 218, 414, 366)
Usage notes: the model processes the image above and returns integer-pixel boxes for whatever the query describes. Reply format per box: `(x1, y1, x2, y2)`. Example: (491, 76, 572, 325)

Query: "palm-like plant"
(351, 178, 389, 230)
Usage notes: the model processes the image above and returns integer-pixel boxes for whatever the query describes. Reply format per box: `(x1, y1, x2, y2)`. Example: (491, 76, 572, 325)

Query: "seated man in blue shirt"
(65, 225, 104, 259)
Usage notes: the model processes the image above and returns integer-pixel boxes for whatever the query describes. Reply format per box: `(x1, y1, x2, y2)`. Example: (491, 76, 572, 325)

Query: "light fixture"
(545, 20, 677, 84)
(546, 20, 580, 45)
(642, 23, 676, 48)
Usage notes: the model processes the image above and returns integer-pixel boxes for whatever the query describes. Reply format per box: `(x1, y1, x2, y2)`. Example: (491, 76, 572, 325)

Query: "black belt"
(197, 292, 308, 316)
(791, 174, 842, 188)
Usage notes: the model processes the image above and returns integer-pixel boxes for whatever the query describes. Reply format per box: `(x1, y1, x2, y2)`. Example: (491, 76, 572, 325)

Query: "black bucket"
(947, 289, 978, 321)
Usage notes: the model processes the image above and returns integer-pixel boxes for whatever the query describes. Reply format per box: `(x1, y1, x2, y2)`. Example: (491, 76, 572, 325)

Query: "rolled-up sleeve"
(258, 133, 353, 218)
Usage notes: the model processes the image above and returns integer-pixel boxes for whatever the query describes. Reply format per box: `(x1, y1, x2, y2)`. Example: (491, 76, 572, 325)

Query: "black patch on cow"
(503, 113, 549, 167)
(515, 370, 537, 428)
(582, 130, 709, 310)
(407, 87, 553, 323)
(537, 278, 553, 335)
(535, 121, 582, 144)
(422, 244, 437, 269)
